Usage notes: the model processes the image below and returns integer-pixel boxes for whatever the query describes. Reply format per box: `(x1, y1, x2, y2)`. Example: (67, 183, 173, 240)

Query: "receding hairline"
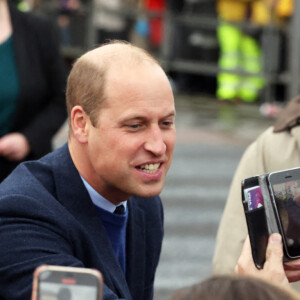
(77, 41, 159, 70)
(66, 41, 164, 131)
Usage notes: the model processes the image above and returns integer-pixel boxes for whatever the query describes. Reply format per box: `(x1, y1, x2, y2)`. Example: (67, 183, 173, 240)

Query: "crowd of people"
(1, 1, 300, 300)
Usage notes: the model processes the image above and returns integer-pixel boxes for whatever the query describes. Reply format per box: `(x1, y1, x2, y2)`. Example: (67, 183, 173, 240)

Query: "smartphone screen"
(269, 168, 300, 258)
(33, 266, 102, 300)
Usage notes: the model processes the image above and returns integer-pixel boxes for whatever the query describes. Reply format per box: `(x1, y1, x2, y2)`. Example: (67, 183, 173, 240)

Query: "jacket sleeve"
(212, 127, 272, 274)
(212, 139, 262, 273)
(0, 192, 132, 300)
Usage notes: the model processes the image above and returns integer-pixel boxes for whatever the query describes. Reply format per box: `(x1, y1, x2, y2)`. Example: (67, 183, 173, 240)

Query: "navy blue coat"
(0, 144, 164, 300)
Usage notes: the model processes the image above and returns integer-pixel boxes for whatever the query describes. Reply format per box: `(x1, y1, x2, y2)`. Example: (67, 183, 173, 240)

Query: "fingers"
(235, 236, 256, 275)
(266, 233, 283, 264)
(236, 233, 288, 286)
(284, 259, 300, 282)
(264, 233, 288, 285)
(0, 133, 30, 161)
(285, 270, 300, 283)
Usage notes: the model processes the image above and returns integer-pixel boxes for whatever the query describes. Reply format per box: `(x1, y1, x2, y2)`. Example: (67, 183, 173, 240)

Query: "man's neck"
(68, 139, 130, 205)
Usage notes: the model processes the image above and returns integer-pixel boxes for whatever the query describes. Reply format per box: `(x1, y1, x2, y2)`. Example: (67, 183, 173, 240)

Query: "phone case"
(241, 174, 288, 269)
(31, 265, 103, 300)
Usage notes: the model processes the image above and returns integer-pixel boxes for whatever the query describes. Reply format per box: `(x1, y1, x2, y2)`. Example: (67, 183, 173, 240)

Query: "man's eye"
(162, 121, 174, 127)
(128, 124, 140, 129)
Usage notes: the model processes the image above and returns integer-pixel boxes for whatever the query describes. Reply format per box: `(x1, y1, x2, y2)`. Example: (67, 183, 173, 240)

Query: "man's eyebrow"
(164, 111, 176, 118)
(118, 115, 145, 123)
(119, 111, 176, 123)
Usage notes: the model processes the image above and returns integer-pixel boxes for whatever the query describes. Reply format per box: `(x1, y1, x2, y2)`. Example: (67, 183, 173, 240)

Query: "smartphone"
(268, 167, 300, 259)
(31, 265, 103, 300)
(242, 176, 269, 269)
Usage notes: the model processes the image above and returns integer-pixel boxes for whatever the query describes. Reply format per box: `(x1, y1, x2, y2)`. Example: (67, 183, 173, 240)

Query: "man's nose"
(144, 127, 166, 156)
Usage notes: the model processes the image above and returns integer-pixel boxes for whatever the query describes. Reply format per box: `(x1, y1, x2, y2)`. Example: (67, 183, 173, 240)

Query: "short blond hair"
(66, 40, 159, 127)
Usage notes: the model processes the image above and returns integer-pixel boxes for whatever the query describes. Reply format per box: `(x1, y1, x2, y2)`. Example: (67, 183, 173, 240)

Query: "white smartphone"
(31, 265, 103, 300)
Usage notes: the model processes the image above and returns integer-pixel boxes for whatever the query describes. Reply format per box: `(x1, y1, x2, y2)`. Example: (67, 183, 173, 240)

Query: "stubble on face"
(72, 48, 176, 204)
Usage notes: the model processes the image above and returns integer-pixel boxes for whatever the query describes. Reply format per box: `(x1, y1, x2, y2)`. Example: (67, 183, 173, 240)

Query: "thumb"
(264, 233, 288, 285)
(266, 233, 283, 263)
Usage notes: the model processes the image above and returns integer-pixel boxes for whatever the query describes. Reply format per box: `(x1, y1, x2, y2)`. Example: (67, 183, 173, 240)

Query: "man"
(0, 41, 176, 300)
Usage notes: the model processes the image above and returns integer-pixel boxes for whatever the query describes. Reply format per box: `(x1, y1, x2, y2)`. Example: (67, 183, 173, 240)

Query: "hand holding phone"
(236, 233, 289, 286)
(31, 265, 103, 300)
(242, 167, 300, 269)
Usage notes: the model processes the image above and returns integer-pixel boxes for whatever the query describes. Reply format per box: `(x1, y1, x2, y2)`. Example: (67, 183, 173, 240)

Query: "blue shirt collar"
(80, 175, 127, 213)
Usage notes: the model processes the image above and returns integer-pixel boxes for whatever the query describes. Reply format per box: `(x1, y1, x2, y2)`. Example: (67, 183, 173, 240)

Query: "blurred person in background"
(94, 0, 133, 44)
(133, 0, 166, 53)
(57, 0, 81, 46)
(213, 95, 300, 291)
(142, 0, 166, 52)
(0, 0, 67, 182)
(216, 0, 293, 103)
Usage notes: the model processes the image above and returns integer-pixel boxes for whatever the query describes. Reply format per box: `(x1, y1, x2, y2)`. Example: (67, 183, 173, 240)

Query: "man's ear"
(71, 105, 90, 143)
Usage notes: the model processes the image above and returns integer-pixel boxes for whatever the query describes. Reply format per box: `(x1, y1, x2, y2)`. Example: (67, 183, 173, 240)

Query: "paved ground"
(53, 94, 274, 300)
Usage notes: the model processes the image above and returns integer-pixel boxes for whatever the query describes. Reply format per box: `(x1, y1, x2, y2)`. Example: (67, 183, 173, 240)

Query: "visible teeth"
(139, 163, 160, 173)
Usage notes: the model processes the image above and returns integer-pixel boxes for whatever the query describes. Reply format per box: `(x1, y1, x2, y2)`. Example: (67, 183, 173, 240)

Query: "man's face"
(84, 63, 176, 204)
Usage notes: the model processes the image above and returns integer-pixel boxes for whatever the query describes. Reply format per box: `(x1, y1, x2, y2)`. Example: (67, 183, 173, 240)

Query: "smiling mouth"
(136, 163, 161, 173)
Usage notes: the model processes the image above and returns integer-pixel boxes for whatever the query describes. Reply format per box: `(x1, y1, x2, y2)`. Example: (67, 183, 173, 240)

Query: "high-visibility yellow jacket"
(276, 0, 294, 17)
(217, 0, 294, 25)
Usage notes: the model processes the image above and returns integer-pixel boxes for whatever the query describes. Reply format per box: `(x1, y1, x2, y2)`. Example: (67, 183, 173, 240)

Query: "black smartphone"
(31, 265, 103, 300)
(242, 176, 269, 269)
(268, 167, 300, 259)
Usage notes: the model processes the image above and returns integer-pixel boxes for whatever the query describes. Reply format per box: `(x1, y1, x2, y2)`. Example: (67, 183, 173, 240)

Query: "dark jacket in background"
(0, 3, 67, 181)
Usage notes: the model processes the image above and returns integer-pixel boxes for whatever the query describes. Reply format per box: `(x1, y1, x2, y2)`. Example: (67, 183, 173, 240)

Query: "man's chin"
(127, 177, 165, 197)
(134, 185, 164, 199)
(140, 190, 161, 198)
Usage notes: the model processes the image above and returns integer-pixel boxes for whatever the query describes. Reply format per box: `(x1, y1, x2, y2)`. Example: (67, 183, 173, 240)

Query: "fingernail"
(270, 233, 282, 244)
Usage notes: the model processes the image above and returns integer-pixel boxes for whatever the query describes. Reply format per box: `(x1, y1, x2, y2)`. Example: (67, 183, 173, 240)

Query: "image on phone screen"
(269, 169, 300, 258)
(37, 269, 100, 300)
